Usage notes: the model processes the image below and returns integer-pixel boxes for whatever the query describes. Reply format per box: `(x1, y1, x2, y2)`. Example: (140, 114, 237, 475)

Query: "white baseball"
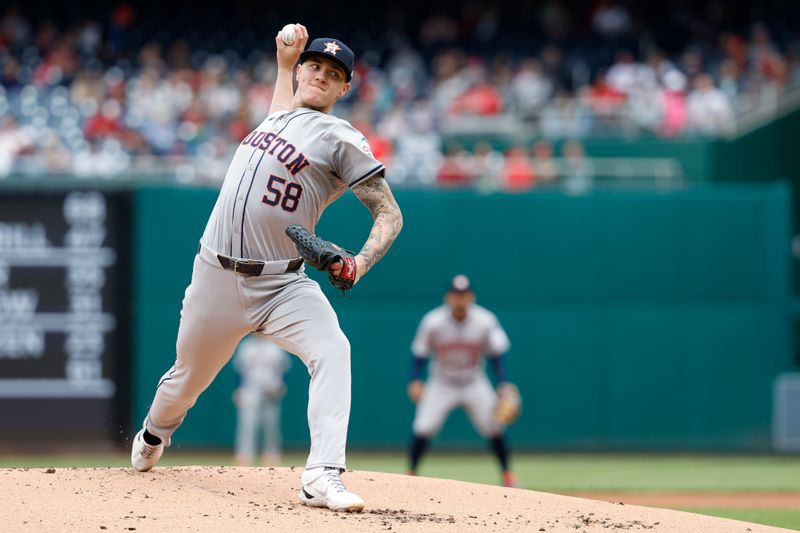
(280, 24, 297, 46)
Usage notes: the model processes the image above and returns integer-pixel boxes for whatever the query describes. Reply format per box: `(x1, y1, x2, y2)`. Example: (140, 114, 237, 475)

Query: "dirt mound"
(0, 466, 792, 532)
(567, 491, 800, 509)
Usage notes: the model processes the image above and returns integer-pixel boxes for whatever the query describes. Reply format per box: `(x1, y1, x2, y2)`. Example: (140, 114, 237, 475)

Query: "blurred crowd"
(0, 2, 798, 188)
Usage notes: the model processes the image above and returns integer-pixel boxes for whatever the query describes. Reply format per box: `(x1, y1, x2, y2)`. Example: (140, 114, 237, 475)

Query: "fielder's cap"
(299, 38, 354, 82)
(448, 274, 473, 293)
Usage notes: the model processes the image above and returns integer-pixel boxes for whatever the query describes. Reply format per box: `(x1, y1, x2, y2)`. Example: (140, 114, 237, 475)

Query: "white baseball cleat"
(299, 467, 365, 512)
(130, 429, 164, 472)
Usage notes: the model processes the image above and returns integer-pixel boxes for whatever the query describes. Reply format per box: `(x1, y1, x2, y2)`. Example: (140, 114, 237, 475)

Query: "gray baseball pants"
(144, 246, 351, 469)
(412, 373, 503, 438)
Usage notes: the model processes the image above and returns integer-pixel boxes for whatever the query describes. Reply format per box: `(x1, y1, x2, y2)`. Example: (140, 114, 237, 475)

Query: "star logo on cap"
(324, 41, 342, 56)
(452, 275, 470, 291)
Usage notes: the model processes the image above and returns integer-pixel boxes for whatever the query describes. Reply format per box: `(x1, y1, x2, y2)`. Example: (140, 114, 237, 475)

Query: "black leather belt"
(216, 255, 303, 276)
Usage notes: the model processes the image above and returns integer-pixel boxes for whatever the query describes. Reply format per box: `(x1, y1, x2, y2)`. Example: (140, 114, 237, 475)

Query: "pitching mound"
(1, 466, 792, 532)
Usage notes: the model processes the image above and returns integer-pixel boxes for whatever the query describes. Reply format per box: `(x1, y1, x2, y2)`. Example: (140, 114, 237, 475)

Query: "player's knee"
(412, 421, 438, 438)
(323, 330, 350, 356)
(476, 421, 504, 438)
(307, 330, 350, 366)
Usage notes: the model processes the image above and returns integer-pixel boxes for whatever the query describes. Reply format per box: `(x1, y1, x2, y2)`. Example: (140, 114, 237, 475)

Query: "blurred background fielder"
(407, 274, 521, 488)
(232, 334, 290, 466)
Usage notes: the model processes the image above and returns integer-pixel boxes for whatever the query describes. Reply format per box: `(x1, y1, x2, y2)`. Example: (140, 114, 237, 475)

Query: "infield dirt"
(1, 466, 794, 532)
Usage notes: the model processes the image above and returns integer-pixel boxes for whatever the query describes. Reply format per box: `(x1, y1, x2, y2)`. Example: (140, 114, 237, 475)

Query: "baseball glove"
(285, 224, 357, 294)
(407, 379, 424, 404)
(494, 382, 521, 425)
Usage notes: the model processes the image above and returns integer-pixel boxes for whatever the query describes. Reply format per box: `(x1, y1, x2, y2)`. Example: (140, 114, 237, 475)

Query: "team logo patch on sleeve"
(360, 137, 373, 154)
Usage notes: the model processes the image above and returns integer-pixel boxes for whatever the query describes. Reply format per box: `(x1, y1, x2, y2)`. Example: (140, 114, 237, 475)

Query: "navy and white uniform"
(411, 303, 511, 437)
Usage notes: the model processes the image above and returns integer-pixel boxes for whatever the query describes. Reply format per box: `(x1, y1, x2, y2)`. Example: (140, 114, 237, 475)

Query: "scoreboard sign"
(0, 190, 129, 442)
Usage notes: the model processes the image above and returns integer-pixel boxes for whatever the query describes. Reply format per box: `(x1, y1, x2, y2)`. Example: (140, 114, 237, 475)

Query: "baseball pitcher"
(130, 24, 403, 513)
(407, 275, 521, 488)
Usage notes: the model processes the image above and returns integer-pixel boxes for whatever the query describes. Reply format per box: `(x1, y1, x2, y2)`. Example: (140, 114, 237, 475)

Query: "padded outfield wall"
(132, 183, 793, 451)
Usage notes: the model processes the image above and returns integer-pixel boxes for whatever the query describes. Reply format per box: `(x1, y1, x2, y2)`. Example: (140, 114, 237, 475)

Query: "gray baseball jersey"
(202, 108, 384, 260)
(412, 303, 510, 384)
(142, 107, 384, 471)
(411, 303, 511, 437)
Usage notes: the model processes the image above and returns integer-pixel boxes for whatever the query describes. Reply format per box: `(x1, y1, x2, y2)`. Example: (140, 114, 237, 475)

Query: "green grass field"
(3, 452, 799, 530)
(681, 509, 800, 531)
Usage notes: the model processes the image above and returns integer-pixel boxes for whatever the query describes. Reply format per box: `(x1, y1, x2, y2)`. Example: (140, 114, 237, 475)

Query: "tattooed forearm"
(352, 174, 403, 273)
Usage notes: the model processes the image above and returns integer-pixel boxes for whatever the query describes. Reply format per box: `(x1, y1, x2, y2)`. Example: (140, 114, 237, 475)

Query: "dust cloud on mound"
(0, 466, 792, 532)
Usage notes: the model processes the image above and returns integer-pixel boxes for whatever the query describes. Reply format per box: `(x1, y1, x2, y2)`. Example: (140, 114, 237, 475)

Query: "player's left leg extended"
(140, 252, 253, 465)
(463, 374, 519, 487)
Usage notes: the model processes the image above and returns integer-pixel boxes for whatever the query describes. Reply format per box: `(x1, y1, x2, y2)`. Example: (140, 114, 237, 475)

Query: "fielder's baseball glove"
(285, 224, 357, 294)
(407, 379, 424, 404)
(494, 382, 521, 425)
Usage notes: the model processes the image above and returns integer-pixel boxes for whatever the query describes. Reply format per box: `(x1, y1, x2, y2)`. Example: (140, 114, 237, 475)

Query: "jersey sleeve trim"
(349, 164, 385, 188)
